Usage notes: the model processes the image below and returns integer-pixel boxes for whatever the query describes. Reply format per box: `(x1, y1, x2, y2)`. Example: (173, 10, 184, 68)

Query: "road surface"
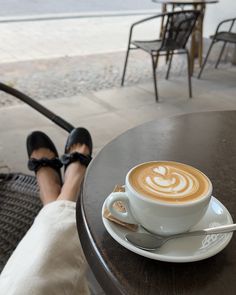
(0, 0, 159, 17)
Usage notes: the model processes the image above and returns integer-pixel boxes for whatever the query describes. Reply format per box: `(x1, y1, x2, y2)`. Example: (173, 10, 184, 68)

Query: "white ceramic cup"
(106, 161, 212, 235)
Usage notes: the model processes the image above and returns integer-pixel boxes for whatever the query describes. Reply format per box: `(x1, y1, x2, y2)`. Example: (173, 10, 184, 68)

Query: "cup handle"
(106, 192, 137, 224)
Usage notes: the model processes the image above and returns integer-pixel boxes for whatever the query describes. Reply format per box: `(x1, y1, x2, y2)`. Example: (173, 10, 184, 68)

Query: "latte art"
(129, 162, 210, 203)
(145, 166, 198, 197)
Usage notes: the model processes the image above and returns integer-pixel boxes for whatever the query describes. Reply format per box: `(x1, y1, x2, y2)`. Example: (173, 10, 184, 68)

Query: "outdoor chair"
(198, 17, 236, 78)
(121, 10, 200, 102)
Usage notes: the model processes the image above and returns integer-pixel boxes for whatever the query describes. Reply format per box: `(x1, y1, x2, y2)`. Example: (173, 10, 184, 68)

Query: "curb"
(0, 9, 161, 23)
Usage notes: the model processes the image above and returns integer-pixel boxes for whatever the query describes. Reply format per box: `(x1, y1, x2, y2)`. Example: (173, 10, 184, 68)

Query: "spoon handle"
(167, 224, 236, 240)
(203, 223, 236, 235)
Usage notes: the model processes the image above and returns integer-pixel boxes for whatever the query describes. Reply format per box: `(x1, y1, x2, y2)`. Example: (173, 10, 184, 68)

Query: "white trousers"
(0, 200, 90, 295)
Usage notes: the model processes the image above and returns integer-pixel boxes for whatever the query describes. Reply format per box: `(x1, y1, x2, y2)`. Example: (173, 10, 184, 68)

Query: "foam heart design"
(153, 166, 167, 176)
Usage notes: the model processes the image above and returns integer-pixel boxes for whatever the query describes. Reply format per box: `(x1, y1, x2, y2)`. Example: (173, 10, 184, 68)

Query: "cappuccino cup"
(106, 161, 212, 235)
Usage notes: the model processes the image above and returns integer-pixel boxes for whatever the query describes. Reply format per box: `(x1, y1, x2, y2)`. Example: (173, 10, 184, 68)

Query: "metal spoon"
(125, 224, 236, 251)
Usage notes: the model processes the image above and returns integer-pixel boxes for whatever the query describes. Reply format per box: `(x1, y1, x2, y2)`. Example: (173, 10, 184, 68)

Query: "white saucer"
(102, 196, 234, 263)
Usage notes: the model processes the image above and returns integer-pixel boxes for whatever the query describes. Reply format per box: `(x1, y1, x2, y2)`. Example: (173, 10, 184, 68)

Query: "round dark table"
(77, 111, 236, 295)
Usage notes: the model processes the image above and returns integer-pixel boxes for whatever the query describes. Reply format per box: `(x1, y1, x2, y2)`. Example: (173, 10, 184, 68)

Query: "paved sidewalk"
(0, 0, 159, 17)
(0, 14, 158, 63)
(0, 14, 235, 171)
(1, 66, 236, 174)
(0, 13, 192, 109)
(0, 50, 190, 107)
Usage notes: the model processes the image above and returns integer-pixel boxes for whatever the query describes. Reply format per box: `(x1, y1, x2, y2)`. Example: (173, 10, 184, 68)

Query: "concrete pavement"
(0, 13, 235, 173)
(0, 14, 159, 63)
(0, 14, 163, 108)
(0, 0, 159, 17)
(1, 66, 236, 175)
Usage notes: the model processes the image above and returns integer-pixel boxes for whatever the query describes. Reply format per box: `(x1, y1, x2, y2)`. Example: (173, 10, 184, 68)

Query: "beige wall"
(204, 0, 236, 36)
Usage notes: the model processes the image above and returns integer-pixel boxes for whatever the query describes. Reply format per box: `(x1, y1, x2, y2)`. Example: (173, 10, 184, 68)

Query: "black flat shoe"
(27, 131, 63, 183)
(61, 127, 93, 170)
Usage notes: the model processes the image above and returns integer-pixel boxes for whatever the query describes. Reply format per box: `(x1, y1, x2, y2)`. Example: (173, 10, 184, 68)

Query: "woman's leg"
(58, 143, 90, 202)
(31, 147, 61, 205)
(0, 130, 92, 295)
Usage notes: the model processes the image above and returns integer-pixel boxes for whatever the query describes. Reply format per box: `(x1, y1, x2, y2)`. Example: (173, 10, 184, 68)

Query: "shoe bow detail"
(28, 157, 63, 172)
(61, 152, 92, 167)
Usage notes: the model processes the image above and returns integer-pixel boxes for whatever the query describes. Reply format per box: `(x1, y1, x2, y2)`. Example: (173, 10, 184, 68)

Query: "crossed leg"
(32, 142, 90, 205)
(0, 138, 91, 295)
(58, 143, 89, 202)
(31, 147, 61, 205)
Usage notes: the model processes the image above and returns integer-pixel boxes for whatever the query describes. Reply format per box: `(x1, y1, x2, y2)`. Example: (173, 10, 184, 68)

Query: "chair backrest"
(160, 10, 200, 51)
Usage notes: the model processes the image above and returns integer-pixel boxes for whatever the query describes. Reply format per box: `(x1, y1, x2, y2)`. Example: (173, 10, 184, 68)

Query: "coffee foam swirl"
(129, 162, 210, 203)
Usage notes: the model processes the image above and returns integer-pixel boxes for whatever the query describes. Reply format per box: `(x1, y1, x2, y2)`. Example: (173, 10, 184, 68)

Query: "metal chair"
(198, 17, 236, 78)
(121, 10, 200, 102)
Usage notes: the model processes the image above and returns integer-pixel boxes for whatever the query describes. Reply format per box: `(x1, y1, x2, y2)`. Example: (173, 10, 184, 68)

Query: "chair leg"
(215, 42, 227, 69)
(186, 50, 192, 98)
(197, 40, 215, 79)
(121, 47, 131, 86)
(151, 55, 159, 102)
(166, 52, 173, 80)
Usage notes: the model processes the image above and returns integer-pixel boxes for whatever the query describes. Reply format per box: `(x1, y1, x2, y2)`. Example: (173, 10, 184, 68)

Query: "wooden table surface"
(77, 111, 236, 295)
